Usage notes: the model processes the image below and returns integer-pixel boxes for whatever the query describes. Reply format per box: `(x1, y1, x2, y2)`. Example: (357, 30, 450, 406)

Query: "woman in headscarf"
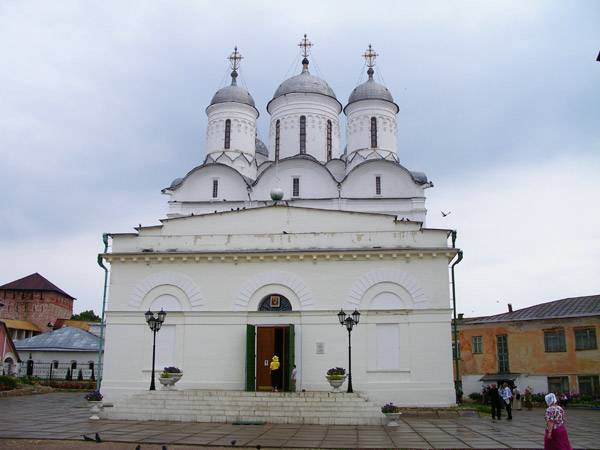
(544, 393, 572, 450)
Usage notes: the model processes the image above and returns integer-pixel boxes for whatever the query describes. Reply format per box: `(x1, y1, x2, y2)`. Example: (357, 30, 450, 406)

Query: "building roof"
(345, 78, 398, 113)
(0, 273, 75, 300)
(461, 294, 600, 325)
(14, 327, 99, 352)
(53, 319, 91, 332)
(0, 319, 41, 332)
(0, 321, 21, 362)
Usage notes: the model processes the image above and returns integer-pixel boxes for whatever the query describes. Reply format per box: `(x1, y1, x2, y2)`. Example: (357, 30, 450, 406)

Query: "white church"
(101, 37, 460, 419)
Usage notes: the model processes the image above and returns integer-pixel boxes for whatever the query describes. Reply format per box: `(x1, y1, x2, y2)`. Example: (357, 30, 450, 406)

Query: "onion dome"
(208, 47, 257, 110)
(255, 138, 268, 157)
(344, 44, 398, 113)
(268, 34, 340, 110)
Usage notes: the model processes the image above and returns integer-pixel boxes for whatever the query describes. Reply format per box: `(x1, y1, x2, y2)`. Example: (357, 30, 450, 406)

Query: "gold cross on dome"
(362, 44, 378, 68)
(298, 34, 313, 58)
(228, 46, 243, 71)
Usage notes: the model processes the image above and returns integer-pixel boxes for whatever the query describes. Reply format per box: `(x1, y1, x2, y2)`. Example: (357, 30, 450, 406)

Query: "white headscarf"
(545, 393, 557, 406)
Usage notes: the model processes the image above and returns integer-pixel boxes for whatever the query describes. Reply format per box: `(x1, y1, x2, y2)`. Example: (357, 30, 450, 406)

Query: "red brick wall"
(0, 290, 74, 331)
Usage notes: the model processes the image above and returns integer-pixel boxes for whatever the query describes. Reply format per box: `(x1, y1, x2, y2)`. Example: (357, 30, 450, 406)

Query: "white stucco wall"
(102, 207, 456, 407)
(345, 100, 398, 155)
(268, 94, 341, 162)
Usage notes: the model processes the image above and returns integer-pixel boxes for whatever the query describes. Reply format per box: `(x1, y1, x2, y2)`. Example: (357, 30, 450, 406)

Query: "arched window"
(299, 116, 306, 154)
(224, 119, 231, 149)
(71, 360, 77, 370)
(326, 120, 332, 161)
(53, 360, 59, 369)
(275, 120, 280, 161)
(258, 294, 292, 312)
(370, 117, 377, 148)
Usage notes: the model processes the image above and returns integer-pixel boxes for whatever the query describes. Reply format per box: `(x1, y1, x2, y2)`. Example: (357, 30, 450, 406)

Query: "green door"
(245, 324, 256, 391)
(286, 324, 295, 392)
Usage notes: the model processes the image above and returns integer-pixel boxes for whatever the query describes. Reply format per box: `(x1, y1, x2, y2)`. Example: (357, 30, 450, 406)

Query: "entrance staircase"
(103, 390, 385, 425)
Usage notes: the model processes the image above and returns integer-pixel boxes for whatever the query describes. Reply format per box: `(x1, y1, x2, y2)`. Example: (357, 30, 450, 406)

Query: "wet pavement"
(1, 392, 599, 448)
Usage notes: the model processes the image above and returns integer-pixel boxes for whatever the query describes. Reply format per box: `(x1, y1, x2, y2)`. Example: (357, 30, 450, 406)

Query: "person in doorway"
(269, 355, 280, 392)
(544, 393, 572, 450)
(513, 385, 522, 411)
(290, 364, 297, 392)
(489, 384, 503, 420)
(500, 382, 513, 420)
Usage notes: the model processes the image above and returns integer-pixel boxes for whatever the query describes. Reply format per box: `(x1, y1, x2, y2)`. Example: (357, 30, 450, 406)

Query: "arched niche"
(258, 294, 293, 312)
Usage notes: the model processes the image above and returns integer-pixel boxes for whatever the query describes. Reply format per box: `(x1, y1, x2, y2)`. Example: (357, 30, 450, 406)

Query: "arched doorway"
(249, 294, 294, 392)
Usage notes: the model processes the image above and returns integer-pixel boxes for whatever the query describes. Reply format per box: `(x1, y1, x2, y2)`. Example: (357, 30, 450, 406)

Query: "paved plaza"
(1, 393, 599, 449)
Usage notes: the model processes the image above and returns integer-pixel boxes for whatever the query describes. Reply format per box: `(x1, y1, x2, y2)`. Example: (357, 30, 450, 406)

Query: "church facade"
(101, 38, 459, 407)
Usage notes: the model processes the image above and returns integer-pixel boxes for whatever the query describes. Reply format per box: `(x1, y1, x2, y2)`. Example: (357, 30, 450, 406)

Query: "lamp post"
(145, 309, 167, 391)
(337, 309, 360, 393)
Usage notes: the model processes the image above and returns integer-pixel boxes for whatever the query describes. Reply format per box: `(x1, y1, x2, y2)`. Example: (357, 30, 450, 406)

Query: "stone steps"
(104, 390, 385, 425)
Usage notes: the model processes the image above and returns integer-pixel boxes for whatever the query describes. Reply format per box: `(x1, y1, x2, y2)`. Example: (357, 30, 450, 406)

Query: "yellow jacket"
(270, 356, 280, 371)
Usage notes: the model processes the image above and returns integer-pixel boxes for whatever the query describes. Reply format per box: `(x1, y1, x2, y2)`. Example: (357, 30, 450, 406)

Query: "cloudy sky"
(1, 1, 598, 317)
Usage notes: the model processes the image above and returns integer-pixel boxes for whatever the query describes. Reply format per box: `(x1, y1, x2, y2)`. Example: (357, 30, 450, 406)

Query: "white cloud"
(427, 154, 600, 316)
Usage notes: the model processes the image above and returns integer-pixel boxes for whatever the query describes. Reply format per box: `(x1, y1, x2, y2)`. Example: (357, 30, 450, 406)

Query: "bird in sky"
(441, 211, 452, 217)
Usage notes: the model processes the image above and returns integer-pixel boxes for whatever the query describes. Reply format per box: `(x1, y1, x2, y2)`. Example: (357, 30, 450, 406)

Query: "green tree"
(71, 310, 101, 322)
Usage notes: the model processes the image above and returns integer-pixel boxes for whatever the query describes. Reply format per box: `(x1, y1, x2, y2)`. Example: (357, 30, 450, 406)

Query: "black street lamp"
(145, 309, 167, 391)
(337, 308, 360, 393)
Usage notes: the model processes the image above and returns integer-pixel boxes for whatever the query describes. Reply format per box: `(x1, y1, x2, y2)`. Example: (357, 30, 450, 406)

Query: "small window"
(545, 329, 566, 352)
(548, 376, 569, 394)
(326, 120, 332, 161)
(88, 361, 95, 371)
(53, 360, 59, 369)
(370, 117, 377, 148)
(578, 375, 599, 397)
(299, 116, 306, 154)
(212, 179, 218, 199)
(575, 328, 597, 351)
(71, 361, 77, 370)
(292, 177, 300, 197)
(472, 336, 483, 354)
(224, 119, 231, 149)
(375, 176, 382, 195)
(275, 119, 280, 161)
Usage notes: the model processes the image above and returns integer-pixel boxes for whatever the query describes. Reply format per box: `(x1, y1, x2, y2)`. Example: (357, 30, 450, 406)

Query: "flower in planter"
(326, 367, 346, 379)
(163, 366, 181, 373)
(160, 372, 171, 378)
(381, 402, 401, 414)
(84, 390, 103, 402)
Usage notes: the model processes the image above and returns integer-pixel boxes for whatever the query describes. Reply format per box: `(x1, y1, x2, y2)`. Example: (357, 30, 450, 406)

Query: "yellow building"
(456, 295, 599, 396)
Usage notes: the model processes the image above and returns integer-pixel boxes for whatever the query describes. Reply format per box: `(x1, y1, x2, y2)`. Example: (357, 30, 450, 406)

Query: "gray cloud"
(0, 0, 598, 313)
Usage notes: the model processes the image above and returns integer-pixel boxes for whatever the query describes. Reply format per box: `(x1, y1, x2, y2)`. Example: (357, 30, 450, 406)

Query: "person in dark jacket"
(489, 384, 503, 420)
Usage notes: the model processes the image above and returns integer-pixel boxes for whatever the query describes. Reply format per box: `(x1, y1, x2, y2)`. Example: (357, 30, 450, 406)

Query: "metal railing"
(16, 361, 102, 381)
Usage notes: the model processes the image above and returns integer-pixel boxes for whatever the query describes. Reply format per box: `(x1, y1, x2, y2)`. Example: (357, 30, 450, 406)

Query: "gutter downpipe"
(96, 233, 110, 391)
(450, 230, 463, 404)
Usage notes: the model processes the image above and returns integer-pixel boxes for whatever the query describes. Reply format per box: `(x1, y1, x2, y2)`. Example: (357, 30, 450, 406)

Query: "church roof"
(460, 294, 600, 325)
(345, 78, 398, 113)
(272, 70, 337, 101)
(209, 84, 256, 109)
(14, 327, 100, 352)
(255, 138, 268, 157)
(0, 273, 75, 300)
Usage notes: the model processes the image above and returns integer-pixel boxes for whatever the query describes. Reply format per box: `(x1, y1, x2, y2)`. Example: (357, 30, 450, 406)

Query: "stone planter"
(383, 412, 402, 426)
(325, 375, 346, 393)
(158, 372, 183, 390)
(88, 401, 103, 420)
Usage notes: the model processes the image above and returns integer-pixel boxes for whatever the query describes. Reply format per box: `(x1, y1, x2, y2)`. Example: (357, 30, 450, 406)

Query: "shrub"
(84, 390, 103, 401)
(381, 402, 401, 413)
(65, 368, 72, 380)
(469, 392, 483, 402)
(326, 367, 346, 379)
(0, 375, 17, 391)
(77, 369, 83, 381)
(38, 380, 95, 390)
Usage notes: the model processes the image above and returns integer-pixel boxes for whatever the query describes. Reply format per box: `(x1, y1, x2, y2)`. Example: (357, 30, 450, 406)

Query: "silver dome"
(255, 138, 268, 156)
(272, 71, 337, 100)
(344, 78, 398, 113)
(210, 84, 256, 108)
